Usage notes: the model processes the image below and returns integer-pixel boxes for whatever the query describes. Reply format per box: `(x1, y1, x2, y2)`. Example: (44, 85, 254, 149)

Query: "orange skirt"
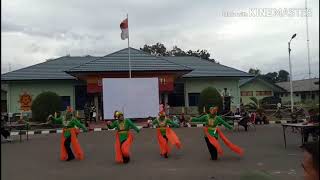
(60, 128, 84, 161)
(203, 127, 244, 156)
(157, 127, 181, 155)
(115, 131, 134, 163)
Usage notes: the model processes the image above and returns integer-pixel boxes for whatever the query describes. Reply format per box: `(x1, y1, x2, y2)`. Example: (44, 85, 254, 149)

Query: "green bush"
(31, 92, 62, 122)
(198, 87, 223, 114)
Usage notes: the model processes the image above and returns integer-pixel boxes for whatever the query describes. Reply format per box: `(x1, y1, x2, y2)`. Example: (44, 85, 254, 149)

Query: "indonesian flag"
(120, 18, 128, 40)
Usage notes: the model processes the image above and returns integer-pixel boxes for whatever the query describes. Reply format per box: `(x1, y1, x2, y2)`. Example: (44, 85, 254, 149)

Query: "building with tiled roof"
(2, 47, 253, 118)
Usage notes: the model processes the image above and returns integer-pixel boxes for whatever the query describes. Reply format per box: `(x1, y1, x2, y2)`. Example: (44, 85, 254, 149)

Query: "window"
(60, 96, 70, 111)
(296, 93, 299, 97)
(188, 93, 200, 106)
(311, 94, 315, 100)
(168, 94, 185, 106)
(256, 91, 272, 96)
(301, 94, 306, 100)
(241, 91, 253, 96)
(168, 83, 185, 106)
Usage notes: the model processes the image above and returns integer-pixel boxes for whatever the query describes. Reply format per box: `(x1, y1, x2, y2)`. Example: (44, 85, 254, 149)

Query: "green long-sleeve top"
(191, 114, 232, 138)
(53, 117, 87, 138)
(107, 119, 140, 142)
(152, 118, 179, 136)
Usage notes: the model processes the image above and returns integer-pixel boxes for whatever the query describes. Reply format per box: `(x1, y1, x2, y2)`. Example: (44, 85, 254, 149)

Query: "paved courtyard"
(2, 124, 304, 180)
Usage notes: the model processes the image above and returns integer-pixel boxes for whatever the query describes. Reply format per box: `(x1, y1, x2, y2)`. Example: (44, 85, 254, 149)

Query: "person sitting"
(234, 108, 241, 116)
(1, 119, 12, 141)
(250, 112, 256, 124)
(262, 114, 268, 124)
(179, 113, 187, 127)
(255, 112, 267, 125)
(301, 141, 319, 180)
(302, 109, 319, 143)
(238, 111, 249, 131)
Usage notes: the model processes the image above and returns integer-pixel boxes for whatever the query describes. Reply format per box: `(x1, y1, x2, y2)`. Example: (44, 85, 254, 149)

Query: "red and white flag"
(120, 18, 128, 40)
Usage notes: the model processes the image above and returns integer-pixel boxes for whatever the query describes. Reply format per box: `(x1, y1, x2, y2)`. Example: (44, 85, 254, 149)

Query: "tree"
(244, 97, 264, 114)
(277, 70, 289, 82)
(31, 92, 62, 122)
(169, 46, 187, 56)
(248, 68, 290, 83)
(140, 43, 216, 62)
(140, 43, 167, 56)
(198, 87, 223, 114)
(263, 72, 278, 83)
(248, 68, 261, 75)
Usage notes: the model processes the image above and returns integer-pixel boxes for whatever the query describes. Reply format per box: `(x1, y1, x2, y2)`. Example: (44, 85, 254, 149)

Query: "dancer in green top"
(50, 107, 87, 161)
(192, 106, 243, 160)
(107, 111, 140, 164)
(152, 112, 181, 158)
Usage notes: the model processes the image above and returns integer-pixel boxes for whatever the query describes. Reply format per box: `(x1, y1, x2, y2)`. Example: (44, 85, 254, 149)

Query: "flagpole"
(127, 14, 131, 78)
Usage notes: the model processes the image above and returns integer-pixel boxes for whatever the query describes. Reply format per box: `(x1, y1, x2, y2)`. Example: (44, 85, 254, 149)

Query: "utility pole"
(288, 34, 297, 113)
(305, 0, 313, 101)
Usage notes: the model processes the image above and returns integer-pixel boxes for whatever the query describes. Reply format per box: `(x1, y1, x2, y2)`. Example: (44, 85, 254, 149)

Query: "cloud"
(1, 0, 319, 80)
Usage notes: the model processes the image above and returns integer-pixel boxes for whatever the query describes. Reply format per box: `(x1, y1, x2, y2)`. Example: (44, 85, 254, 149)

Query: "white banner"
(102, 78, 159, 119)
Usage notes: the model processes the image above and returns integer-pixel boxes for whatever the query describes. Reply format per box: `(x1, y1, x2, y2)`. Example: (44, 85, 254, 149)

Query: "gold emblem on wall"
(19, 91, 32, 111)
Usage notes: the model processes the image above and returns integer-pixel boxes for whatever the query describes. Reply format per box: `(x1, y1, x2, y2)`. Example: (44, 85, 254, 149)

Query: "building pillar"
(94, 94, 99, 122)
(7, 83, 10, 113)
(164, 93, 168, 105)
(184, 81, 189, 107)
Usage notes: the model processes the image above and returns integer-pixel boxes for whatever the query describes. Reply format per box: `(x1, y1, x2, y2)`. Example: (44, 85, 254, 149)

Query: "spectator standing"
(90, 103, 97, 122)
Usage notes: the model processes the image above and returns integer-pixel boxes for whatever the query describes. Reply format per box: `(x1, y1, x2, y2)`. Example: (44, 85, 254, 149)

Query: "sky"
(1, 0, 319, 80)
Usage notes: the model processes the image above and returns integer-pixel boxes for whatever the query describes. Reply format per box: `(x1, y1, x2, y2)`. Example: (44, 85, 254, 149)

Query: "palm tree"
(245, 97, 260, 109)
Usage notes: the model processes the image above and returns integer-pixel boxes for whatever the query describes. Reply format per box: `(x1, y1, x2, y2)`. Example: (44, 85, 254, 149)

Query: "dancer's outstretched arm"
(191, 115, 207, 123)
(216, 116, 233, 130)
(73, 119, 88, 132)
(106, 120, 117, 129)
(127, 119, 140, 133)
(167, 119, 179, 128)
(151, 118, 158, 126)
(50, 113, 63, 124)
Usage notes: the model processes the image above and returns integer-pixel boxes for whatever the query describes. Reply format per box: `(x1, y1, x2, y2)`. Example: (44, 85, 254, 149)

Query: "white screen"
(102, 78, 159, 119)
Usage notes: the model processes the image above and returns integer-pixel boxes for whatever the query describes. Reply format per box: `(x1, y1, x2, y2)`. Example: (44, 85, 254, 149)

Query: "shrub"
(198, 87, 223, 114)
(31, 92, 62, 122)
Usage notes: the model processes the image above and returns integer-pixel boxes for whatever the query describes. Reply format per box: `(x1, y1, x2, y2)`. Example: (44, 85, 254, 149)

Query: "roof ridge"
(66, 47, 138, 71)
(67, 47, 192, 72)
(65, 56, 104, 72)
